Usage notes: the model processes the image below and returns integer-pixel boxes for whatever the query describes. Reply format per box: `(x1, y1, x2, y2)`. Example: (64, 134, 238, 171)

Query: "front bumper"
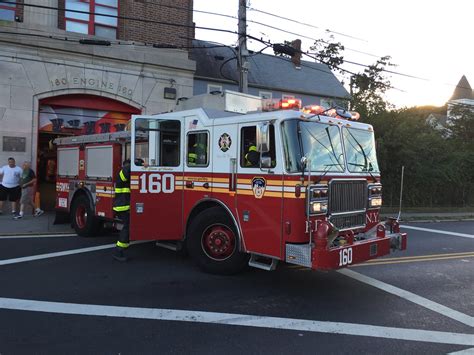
(285, 228, 407, 270)
(312, 232, 407, 270)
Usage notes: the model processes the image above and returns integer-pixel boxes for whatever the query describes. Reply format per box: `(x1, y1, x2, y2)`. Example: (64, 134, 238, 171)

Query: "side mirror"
(256, 122, 270, 153)
(300, 156, 308, 170)
(260, 156, 272, 169)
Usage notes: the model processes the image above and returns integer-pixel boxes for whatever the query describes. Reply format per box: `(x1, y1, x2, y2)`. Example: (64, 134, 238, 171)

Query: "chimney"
(290, 39, 302, 69)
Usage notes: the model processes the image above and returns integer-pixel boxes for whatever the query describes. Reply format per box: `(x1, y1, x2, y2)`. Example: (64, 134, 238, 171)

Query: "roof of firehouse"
(191, 40, 350, 100)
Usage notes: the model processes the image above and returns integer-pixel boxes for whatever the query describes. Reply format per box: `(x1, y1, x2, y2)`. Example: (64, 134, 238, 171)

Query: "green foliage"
(351, 56, 395, 117)
(310, 39, 345, 72)
(366, 108, 474, 207)
(307, 36, 473, 207)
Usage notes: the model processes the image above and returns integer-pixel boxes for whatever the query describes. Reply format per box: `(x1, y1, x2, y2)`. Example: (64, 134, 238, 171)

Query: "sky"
(193, 0, 474, 108)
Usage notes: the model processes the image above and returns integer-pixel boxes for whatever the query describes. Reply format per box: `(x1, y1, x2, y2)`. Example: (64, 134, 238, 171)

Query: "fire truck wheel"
(187, 207, 248, 275)
(71, 195, 99, 237)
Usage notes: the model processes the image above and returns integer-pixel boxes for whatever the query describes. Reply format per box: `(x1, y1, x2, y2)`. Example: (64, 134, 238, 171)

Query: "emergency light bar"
(303, 105, 361, 121)
(262, 98, 302, 111)
(302, 105, 325, 115)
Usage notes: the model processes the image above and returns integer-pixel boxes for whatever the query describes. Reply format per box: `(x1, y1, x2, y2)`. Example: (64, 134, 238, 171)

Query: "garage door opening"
(37, 95, 140, 211)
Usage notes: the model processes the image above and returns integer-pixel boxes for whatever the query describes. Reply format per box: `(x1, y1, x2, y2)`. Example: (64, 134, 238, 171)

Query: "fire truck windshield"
(299, 121, 345, 172)
(343, 127, 380, 173)
(281, 119, 380, 174)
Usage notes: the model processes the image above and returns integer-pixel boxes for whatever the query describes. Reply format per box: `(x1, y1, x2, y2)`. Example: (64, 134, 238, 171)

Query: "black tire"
(187, 207, 249, 275)
(71, 195, 99, 237)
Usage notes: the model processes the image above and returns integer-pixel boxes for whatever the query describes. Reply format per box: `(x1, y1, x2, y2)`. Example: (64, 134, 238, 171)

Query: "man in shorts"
(0, 157, 22, 216)
(14, 161, 44, 219)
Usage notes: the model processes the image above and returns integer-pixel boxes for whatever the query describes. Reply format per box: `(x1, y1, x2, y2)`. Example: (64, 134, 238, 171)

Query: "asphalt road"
(0, 221, 473, 354)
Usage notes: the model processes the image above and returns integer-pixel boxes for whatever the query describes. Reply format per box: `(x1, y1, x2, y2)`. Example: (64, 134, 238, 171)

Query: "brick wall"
(55, 0, 194, 47)
(118, 0, 194, 47)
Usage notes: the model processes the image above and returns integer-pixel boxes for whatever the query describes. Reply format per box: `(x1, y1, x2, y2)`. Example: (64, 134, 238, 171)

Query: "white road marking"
(401, 225, 474, 239)
(338, 269, 474, 328)
(0, 234, 77, 239)
(0, 241, 150, 266)
(448, 348, 474, 354)
(0, 297, 473, 346)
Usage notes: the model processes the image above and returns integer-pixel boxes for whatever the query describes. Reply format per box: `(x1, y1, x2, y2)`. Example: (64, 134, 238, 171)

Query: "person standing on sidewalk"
(112, 159, 131, 262)
(0, 157, 22, 216)
(14, 161, 44, 219)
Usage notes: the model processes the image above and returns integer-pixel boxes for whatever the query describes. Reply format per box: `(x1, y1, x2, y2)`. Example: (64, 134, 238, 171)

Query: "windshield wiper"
(315, 164, 338, 185)
(325, 127, 343, 168)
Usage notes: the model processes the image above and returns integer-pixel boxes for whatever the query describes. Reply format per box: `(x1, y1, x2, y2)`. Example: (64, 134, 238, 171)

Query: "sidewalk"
(0, 211, 75, 236)
(381, 211, 474, 222)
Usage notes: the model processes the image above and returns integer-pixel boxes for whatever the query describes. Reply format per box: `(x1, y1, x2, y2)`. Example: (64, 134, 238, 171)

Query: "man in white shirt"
(0, 157, 23, 216)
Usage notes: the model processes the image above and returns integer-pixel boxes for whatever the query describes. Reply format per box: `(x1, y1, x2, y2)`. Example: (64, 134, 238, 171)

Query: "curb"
(0, 232, 77, 238)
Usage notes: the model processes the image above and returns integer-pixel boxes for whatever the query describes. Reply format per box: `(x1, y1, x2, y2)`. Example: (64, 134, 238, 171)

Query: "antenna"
(397, 166, 405, 221)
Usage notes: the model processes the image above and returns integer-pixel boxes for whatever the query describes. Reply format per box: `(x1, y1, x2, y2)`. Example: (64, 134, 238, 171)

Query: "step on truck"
(54, 90, 407, 274)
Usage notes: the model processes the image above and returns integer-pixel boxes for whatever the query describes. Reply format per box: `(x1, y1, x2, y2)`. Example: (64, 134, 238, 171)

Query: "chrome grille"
(329, 180, 367, 213)
(330, 213, 366, 230)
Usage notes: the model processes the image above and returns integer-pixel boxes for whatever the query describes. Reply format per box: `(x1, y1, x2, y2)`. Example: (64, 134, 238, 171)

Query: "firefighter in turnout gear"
(112, 159, 131, 262)
(188, 142, 206, 165)
(244, 145, 259, 167)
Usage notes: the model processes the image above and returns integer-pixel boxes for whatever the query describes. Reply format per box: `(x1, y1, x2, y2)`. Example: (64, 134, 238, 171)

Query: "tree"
(448, 103, 474, 141)
(350, 56, 395, 118)
(310, 37, 345, 73)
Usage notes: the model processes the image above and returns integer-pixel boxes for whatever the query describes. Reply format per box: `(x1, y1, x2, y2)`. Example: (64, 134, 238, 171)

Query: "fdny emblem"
(218, 133, 232, 152)
(252, 177, 266, 199)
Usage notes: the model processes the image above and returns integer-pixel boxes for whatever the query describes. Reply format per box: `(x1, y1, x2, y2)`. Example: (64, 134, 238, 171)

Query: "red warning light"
(302, 105, 325, 115)
(280, 98, 302, 110)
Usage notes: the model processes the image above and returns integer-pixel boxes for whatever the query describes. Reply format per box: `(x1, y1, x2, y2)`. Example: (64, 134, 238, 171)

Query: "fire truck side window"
(187, 132, 209, 167)
(134, 118, 181, 167)
(240, 125, 276, 168)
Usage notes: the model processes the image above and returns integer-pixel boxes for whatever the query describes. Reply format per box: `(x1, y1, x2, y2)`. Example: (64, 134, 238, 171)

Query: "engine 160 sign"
(139, 173, 175, 194)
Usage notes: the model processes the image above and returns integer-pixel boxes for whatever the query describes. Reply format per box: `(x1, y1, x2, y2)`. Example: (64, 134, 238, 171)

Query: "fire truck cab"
(55, 91, 406, 274)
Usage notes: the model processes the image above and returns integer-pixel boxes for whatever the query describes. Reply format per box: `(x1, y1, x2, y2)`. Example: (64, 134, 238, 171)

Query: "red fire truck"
(54, 91, 407, 274)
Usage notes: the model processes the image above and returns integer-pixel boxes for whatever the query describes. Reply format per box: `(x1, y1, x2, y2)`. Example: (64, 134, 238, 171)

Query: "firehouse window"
(65, 0, 118, 39)
(187, 132, 209, 167)
(0, 0, 15, 21)
(240, 125, 276, 168)
(134, 118, 181, 167)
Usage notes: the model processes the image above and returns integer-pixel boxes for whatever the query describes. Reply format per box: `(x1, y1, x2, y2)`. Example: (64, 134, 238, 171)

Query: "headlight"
(369, 197, 382, 207)
(307, 185, 329, 216)
(310, 201, 328, 214)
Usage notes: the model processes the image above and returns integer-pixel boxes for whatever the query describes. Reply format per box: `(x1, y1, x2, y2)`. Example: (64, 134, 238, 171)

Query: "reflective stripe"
(116, 241, 129, 248)
(113, 205, 130, 212)
(114, 188, 131, 193)
(119, 170, 127, 182)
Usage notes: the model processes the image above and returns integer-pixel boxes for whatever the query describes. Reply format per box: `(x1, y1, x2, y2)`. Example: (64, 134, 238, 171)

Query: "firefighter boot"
(112, 246, 128, 262)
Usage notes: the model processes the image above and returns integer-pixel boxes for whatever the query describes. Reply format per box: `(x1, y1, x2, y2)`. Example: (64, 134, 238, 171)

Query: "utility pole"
(237, 0, 248, 93)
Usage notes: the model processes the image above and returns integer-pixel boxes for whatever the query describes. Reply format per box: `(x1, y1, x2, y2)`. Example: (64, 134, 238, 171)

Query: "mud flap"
(53, 210, 70, 225)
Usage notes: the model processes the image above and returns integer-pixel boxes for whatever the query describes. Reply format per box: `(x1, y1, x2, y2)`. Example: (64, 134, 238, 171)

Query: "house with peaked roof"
(427, 75, 474, 131)
(447, 75, 474, 123)
(190, 40, 350, 109)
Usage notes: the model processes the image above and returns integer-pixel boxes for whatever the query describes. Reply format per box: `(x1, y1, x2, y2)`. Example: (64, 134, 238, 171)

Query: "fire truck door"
(236, 123, 283, 258)
(130, 118, 184, 241)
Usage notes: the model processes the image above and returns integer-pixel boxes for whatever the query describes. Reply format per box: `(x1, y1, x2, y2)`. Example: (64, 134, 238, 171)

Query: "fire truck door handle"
(229, 158, 237, 191)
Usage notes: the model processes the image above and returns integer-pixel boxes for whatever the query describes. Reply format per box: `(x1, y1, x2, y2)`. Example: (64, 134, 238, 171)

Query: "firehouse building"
(0, 0, 195, 209)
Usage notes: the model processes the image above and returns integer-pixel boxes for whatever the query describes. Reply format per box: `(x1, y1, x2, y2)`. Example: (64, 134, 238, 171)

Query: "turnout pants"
(117, 211, 130, 248)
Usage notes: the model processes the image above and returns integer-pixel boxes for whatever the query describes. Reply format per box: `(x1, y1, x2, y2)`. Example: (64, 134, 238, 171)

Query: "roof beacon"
(263, 98, 302, 111)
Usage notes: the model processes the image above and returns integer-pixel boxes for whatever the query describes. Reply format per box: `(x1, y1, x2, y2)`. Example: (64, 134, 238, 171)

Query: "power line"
(245, 18, 381, 58)
(247, 6, 368, 42)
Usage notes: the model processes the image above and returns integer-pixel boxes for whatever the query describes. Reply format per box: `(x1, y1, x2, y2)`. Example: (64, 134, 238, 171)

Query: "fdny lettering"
(366, 211, 379, 224)
(139, 173, 175, 194)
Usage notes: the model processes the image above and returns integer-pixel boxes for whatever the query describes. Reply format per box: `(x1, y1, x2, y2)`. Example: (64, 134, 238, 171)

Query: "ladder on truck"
(54, 131, 133, 146)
